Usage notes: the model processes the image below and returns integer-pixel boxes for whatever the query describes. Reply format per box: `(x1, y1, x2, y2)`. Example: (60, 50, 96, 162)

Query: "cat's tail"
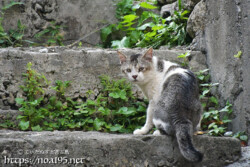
(175, 122, 203, 162)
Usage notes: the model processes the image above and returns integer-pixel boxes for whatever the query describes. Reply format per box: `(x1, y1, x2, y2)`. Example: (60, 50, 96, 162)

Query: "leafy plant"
(78, 41, 83, 47)
(0, 1, 33, 47)
(15, 62, 49, 130)
(101, 0, 191, 49)
(233, 132, 248, 141)
(35, 21, 64, 46)
(15, 63, 81, 131)
(16, 97, 45, 131)
(20, 62, 50, 100)
(234, 51, 242, 58)
(194, 69, 233, 136)
(203, 102, 233, 136)
(14, 63, 146, 133)
(177, 51, 191, 67)
(0, 116, 16, 129)
(233, 131, 248, 146)
(116, 0, 135, 20)
(74, 75, 147, 133)
(195, 69, 218, 107)
(44, 80, 79, 131)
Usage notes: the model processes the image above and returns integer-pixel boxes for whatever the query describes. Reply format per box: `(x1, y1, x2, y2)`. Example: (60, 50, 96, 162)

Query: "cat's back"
(152, 56, 180, 75)
(152, 56, 200, 107)
(154, 57, 201, 126)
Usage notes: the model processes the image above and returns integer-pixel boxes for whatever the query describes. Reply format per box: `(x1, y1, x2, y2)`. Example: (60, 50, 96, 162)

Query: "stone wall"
(159, 0, 250, 143)
(0, 0, 117, 45)
(189, 0, 250, 142)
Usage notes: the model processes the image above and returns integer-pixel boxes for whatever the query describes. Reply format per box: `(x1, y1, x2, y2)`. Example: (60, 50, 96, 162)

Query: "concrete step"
(0, 130, 241, 167)
(0, 47, 244, 166)
(226, 146, 250, 167)
(0, 47, 207, 110)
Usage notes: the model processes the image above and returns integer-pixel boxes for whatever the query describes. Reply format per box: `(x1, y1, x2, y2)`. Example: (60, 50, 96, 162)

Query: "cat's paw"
(153, 130, 161, 136)
(133, 128, 148, 135)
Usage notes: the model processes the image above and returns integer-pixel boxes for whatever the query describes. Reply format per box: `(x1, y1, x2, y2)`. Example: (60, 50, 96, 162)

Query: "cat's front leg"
(133, 101, 154, 135)
(153, 129, 161, 136)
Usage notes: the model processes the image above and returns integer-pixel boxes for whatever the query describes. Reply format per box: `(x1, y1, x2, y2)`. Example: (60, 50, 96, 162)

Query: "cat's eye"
(139, 67, 144, 72)
(126, 69, 131, 73)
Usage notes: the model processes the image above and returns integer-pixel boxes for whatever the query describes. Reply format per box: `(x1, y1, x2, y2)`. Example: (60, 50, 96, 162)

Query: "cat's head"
(117, 48, 154, 84)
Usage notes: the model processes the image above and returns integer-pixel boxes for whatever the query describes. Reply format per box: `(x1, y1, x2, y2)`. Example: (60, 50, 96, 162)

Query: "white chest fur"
(138, 72, 163, 101)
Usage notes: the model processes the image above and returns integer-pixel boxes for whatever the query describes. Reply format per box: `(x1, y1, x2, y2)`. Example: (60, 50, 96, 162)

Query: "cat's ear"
(117, 51, 127, 64)
(143, 48, 153, 62)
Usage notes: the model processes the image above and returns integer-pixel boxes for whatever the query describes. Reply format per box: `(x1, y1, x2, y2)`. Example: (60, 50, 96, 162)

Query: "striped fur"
(118, 48, 203, 162)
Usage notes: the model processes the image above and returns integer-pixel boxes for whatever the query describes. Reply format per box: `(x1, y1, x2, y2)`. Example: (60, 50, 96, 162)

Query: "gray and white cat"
(117, 48, 203, 162)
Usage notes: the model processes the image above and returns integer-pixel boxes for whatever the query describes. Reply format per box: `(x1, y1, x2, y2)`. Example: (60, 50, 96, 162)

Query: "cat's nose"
(132, 75, 138, 79)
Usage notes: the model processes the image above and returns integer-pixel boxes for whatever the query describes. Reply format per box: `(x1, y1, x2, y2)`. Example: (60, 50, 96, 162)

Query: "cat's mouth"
(130, 77, 140, 82)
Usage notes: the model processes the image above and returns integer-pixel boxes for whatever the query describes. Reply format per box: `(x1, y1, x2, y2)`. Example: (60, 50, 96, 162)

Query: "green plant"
(233, 131, 248, 146)
(14, 63, 146, 133)
(74, 75, 147, 133)
(78, 41, 83, 48)
(195, 69, 218, 107)
(0, 117, 16, 129)
(15, 63, 81, 131)
(35, 21, 64, 46)
(15, 64, 79, 131)
(203, 101, 233, 136)
(20, 62, 50, 100)
(233, 132, 248, 141)
(43, 80, 79, 131)
(15, 97, 45, 131)
(177, 51, 191, 67)
(101, 0, 191, 49)
(234, 51, 242, 58)
(194, 69, 233, 136)
(0, 1, 33, 47)
(15, 62, 50, 130)
(116, 0, 135, 20)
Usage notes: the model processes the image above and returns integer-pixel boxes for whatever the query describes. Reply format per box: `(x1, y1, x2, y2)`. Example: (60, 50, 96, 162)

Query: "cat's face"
(117, 48, 153, 84)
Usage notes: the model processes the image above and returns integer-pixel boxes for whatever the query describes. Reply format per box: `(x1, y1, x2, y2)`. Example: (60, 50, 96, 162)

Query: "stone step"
(0, 47, 243, 166)
(226, 146, 250, 167)
(0, 47, 207, 110)
(0, 130, 241, 167)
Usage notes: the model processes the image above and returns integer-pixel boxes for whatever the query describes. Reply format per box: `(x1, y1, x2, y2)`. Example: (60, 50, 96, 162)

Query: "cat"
(117, 48, 203, 162)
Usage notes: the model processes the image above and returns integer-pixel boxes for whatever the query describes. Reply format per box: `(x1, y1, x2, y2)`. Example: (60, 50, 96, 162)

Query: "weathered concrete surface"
(0, 130, 241, 167)
(194, 0, 250, 143)
(227, 146, 250, 167)
(188, 0, 250, 143)
(0, 47, 207, 110)
(186, 0, 206, 38)
(182, 0, 201, 10)
(0, 0, 117, 45)
(0, 110, 21, 125)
